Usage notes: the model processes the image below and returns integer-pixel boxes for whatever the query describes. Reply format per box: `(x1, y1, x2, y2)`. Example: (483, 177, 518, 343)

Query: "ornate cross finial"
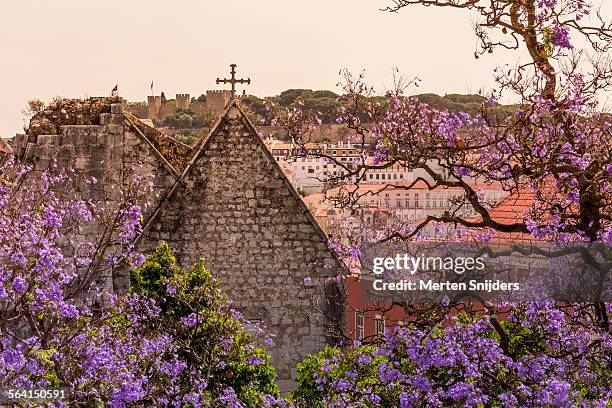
(216, 64, 251, 97)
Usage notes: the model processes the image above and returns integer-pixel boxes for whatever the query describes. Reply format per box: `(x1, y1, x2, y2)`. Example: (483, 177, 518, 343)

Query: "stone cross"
(216, 64, 251, 96)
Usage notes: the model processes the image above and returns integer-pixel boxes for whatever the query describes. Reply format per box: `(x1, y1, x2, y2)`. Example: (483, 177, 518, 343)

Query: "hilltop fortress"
(127, 89, 234, 120)
(12, 97, 345, 391)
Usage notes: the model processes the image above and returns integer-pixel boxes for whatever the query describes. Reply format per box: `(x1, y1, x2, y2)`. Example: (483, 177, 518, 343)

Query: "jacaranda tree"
(129, 241, 281, 406)
(272, 0, 612, 406)
(0, 158, 284, 407)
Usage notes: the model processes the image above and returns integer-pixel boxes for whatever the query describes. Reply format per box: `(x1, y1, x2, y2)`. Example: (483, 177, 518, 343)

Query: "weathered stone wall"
(15, 103, 183, 291)
(157, 102, 178, 119)
(15, 112, 127, 294)
(141, 105, 343, 391)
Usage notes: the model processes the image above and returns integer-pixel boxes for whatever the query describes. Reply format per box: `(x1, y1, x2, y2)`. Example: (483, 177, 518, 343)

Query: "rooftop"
(0, 138, 13, 155)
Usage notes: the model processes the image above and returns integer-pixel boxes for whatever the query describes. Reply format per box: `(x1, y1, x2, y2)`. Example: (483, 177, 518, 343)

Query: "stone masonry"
(13, 98, 345, 392)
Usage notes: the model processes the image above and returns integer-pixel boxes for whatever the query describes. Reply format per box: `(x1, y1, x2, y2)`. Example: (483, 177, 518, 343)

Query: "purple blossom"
(550, 25, 573, 48)
(181, 313, 198, 328)
(246, 355, 265, 366)
(455, 166, 471, 176)
(12, 276, 28, 293)
(331, 379, 353, 392)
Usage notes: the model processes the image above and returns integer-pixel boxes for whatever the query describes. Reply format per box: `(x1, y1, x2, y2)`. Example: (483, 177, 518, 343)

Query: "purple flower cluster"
(0, 160, 285, 407)
(550, 25, 573, 48)
(302, 301, 611, 407)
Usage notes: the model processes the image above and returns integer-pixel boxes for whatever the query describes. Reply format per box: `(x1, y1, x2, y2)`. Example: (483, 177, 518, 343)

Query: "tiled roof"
(302, 192, 325, 207)
(125, 112, 193, 172)
(487, 188, 535, 225)
(482, 188, 536, 242)
(0, 138, 13, 154)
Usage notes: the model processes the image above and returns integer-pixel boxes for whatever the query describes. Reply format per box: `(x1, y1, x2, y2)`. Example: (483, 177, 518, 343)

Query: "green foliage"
(130, 242, 279, 405)
(277, 89, 342, 124)
(194, 94, 207, 103)
(292, 345, 392, 407)
(171, 130, 200, 147)
(241, 95, 278, 125)
(155, 108, 216, 129)
(416, 93, 484, 115)
(242, 89, 514, 127)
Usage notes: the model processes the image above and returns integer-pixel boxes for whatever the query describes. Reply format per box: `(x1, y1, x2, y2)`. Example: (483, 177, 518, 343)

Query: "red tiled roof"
(483, 188, 536, 242)
(487, 188, 535, 225)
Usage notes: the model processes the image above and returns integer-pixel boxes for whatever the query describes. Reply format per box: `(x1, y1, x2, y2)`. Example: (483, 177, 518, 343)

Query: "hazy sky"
(0, 0, 609, 136)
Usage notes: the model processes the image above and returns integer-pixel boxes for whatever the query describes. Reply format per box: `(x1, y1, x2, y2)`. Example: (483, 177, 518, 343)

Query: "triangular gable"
(136, 100, 346, 386)
(140, 100, 343, 264)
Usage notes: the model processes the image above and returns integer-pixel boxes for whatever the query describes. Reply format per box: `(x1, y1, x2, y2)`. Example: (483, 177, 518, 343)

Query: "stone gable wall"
(141, 106, 343, 390)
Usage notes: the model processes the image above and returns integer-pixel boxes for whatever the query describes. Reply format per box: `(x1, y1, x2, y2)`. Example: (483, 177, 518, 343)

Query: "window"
(393, 174, 398, 179)
(433, 201, 437, 208)
(375, 317, 385, 338)
(356, 312, 364, 340)
(382, 174, 386, 180)
(396, 201, 402, 208)
(308, 168, 314, 174)
(415, 200, 419, 208)
(400, 174, 404, 179)
(376, 174, 380, 180)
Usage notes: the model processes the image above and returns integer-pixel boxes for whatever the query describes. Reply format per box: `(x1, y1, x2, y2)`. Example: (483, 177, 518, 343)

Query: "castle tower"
(205, 90, 233, 115)
(176, 94, 191, 110)
(146, 96, 162, 119)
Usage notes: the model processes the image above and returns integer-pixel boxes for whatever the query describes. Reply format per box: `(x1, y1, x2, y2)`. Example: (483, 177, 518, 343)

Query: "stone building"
(12, 98, 345, 392)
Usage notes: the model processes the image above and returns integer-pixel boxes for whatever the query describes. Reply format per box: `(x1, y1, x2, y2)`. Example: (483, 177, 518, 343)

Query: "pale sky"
(0, 0, 609, 136)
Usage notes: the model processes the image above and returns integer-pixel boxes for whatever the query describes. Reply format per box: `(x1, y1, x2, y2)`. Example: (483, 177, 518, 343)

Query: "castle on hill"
(127, 89, 235, 120)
